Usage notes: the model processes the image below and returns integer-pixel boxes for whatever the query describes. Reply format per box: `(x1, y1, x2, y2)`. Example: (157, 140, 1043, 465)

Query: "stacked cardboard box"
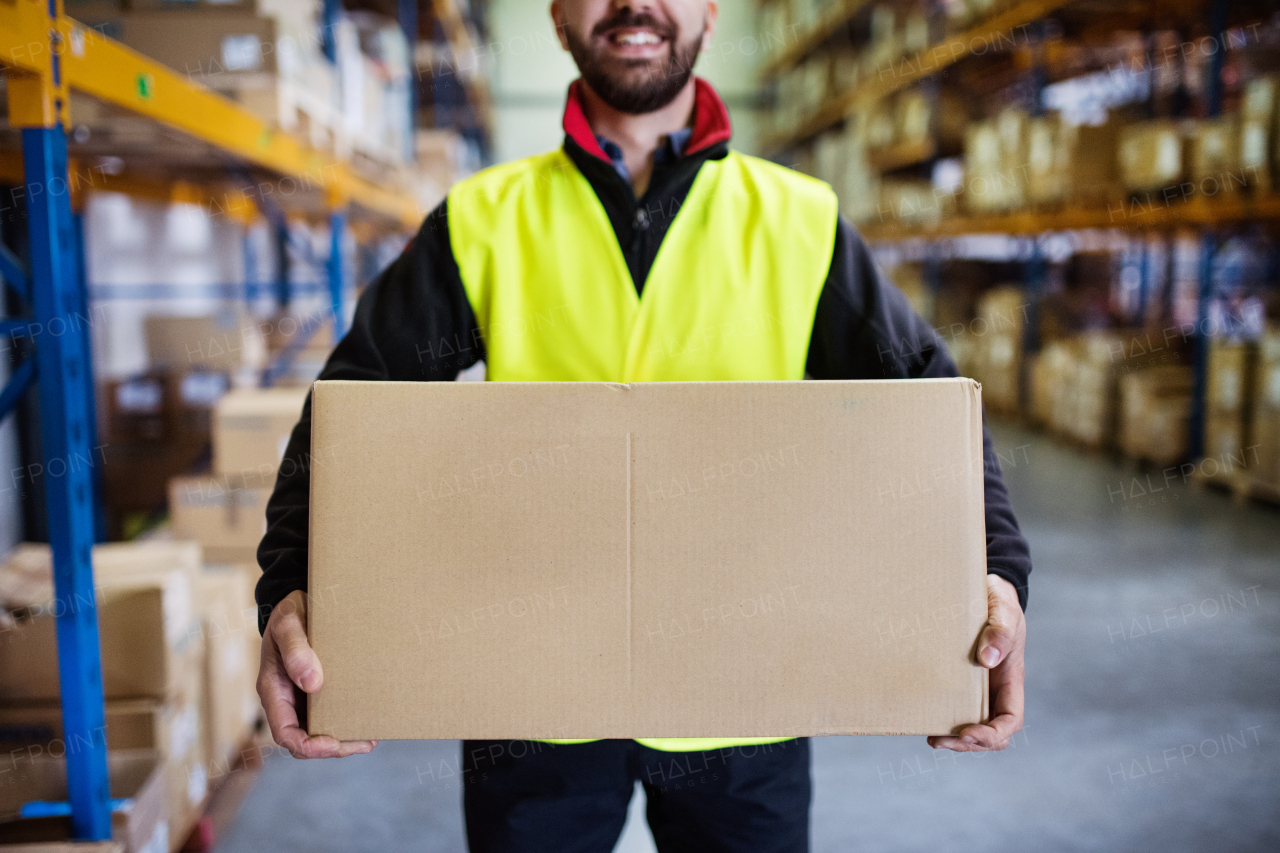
(967, 287, 1027, 415)
(167, 387, 306, 564)
(1038, 331, 1148, 449)
(1119, 120, 1185, 193)
(1118, 365, 1193, 466)
(1028, 340, 1074, 427)
(1249, 331, 1280, 494)
(0, 750, 166, 853)
(0, 543, 208, 851)
(198, 566, 263, 779)
(211, 387, 310, 487)
(1026, 113, 1122, 206)
(1242, 75, 1278, 191)
(1203, 339, 1257, 474)
(964, 108, 1027, 213)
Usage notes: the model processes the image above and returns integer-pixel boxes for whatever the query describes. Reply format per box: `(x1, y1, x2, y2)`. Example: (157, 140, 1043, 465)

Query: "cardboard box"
(212, 387, 309, 484)
(0, 678, 208, 853)
(1189, 115, 1242, 186)
(103, 371, 228, 447)
(1207, 340, 1256, 417)
(1248, 332, 1280, 489)
(198, 567, 262, 776)
(0, 750, 166, 853)
(306, 379, 990, 740)
(1118, 366, 1192, 465)
(168, 477, 270, 565)
(1119, 120, 1185, 193)
(144, 311, 266, 374)
(0, 543, 202, 702)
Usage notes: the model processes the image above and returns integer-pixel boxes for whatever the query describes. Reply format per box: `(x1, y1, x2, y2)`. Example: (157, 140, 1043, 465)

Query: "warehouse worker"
(255, 1, 1032, 851)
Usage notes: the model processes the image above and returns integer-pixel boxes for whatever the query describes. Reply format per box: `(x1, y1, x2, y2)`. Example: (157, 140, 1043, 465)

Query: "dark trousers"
(461, 738, 810, 853)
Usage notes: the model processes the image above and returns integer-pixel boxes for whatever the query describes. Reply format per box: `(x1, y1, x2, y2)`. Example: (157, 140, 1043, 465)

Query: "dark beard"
(564, 10, 704, 115)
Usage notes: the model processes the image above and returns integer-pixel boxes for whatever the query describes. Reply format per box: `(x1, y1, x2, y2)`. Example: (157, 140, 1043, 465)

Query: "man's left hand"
(928, 574, 1025, 752)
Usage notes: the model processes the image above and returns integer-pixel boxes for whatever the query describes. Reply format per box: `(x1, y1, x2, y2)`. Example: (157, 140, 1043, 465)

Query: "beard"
(564, 9, 705, 114)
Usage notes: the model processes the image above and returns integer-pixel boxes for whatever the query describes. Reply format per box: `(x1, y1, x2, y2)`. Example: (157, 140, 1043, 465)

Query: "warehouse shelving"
(1, 0, 486, 839)
(759, 0, 1277, 468)
(761, 0, 1074, 153)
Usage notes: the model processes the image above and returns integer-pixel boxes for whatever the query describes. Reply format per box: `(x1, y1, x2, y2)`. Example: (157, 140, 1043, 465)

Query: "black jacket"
(254, 94, 1032, 631)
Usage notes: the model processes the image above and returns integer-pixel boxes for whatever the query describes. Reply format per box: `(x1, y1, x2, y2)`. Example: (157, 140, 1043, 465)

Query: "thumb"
(978, 588, 1019, 669)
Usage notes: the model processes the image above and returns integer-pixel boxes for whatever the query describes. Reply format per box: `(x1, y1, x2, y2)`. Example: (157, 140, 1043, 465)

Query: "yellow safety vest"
(447, 146, 839, 752)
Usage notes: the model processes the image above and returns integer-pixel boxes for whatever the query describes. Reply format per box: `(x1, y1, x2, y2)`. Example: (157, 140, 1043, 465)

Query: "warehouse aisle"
(214, 423, 1280, 853)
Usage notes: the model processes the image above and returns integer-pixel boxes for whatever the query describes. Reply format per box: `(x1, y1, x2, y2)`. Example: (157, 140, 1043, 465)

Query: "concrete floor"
(215, 422, 1280, 853)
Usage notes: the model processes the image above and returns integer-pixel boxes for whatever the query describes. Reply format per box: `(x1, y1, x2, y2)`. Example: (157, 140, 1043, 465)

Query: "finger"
(258, 647, 304, 753)
(273, 607, 323, 693)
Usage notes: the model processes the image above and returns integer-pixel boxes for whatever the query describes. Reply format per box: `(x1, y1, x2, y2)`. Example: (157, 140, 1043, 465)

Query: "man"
(255, 1, 1032, 851)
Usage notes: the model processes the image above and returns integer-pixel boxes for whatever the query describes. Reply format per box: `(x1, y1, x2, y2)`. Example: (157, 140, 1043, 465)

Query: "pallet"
(1192, 469, 1280, 509)
(180, 724, 273, 853)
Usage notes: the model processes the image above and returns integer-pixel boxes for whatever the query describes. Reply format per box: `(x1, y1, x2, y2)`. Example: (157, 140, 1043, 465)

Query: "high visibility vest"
(447, 146, 839, 752)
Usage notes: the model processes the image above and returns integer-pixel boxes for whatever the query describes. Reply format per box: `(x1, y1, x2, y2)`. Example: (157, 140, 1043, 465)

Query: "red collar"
(562, 77, 733, 163)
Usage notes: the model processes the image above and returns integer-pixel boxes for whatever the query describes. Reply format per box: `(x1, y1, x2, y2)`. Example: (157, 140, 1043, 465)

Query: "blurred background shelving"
(759, 0, 1280, 503)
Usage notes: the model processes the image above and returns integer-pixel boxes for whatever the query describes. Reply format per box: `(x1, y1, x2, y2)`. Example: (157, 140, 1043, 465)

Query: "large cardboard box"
(212, 387, 309, 484)
(198, 567, 262, 777)
(0, 543, 202, 702)
(0, 750, 166, 853)
(306, 380, 990, 740)
(168, 477, 270, 565)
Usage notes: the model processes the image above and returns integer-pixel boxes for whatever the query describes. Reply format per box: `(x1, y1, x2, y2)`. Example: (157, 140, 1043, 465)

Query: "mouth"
(602, 26, 670, 57)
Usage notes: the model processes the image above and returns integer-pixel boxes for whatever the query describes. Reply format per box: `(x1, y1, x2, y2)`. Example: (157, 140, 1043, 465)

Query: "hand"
(928, 574, 1025, 752)
(258, 589, 378, 759)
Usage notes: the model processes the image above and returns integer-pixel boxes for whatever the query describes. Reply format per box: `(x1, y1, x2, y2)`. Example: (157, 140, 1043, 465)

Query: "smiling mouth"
(606, 28, 667, 47)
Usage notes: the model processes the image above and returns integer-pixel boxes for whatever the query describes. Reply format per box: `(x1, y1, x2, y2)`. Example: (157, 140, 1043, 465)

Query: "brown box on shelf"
(103, 370, 228, 448)
(212, 387, 309, 484)
(0, 751, 165, 853)
(87, 10, 279, 85)
(306, 379, 990, 741)
(1119, 120, 1186, 193)
(145, 310, 266, 374)
(1189, 115, 1242, 187)
(1118, 365, 1193, 466)
(1064, 116, 1122, 202)
(0, 543, 203, 702)
(168, 476, 270, 565)
(198, 566, 263, 777)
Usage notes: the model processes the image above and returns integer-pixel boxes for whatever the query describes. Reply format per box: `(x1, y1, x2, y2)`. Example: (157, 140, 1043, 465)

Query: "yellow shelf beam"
(762, 0, 1072, 153)
(861, 193, 1280, 241)
(2, 4, 422, 228)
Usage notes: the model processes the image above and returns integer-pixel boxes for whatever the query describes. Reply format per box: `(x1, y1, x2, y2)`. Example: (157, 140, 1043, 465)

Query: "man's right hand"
(258, 589, 378, 759)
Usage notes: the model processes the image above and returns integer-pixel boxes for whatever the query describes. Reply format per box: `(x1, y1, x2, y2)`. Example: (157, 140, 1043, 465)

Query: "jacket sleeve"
(806, 217, 1032, 609)
(254, 201, 483, 632)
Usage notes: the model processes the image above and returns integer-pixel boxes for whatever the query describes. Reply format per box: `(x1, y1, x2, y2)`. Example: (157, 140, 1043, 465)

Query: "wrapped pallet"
(1118, 365, 1193, 466)
(1247, 331, 1280, 494)
(1204, 339, 1257, 471)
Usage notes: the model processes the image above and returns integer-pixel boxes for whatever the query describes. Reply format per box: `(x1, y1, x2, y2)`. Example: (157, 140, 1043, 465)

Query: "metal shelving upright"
(0, 0, 484, 836)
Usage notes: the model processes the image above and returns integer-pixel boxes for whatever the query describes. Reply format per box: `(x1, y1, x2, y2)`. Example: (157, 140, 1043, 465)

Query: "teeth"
(616, 31, 661, 45)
